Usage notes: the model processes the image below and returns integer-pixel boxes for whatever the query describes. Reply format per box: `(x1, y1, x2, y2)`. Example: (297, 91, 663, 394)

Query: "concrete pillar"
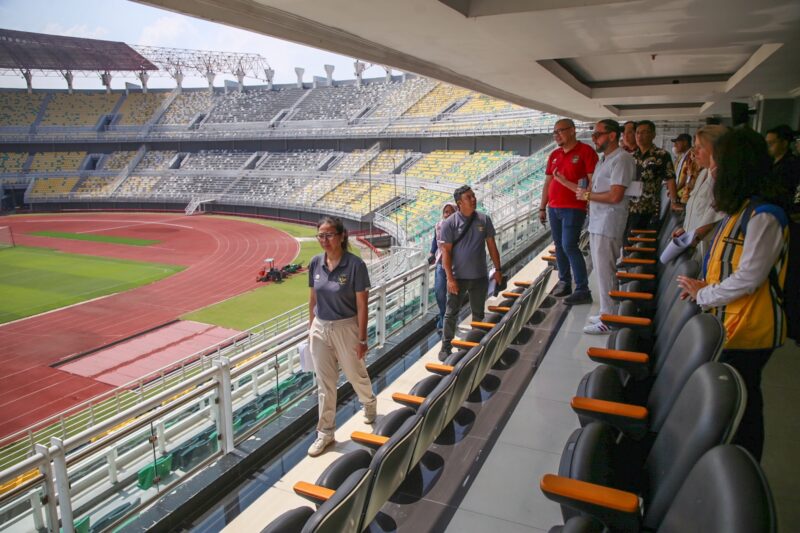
(264, 67, 275, 90)
(205, 70, 215, 93)
(354, 60, 366, 87)
(236, 66, 245, 92)
(383, 65, 392, 83)
(100, 70, 112, 94)
(295, 67, 305, 88)
(23, 69, 33, 93)
(324, 64, 335, 87)
(64, 71, 74, 94)
(174, 70, 184, 91)
(137, 71, 150, 93)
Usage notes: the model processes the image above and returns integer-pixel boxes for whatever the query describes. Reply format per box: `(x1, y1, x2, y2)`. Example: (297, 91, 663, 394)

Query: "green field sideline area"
(183, 218, 360, 330)
(29, 230, 160, 246)
(0, 247, 183, 324)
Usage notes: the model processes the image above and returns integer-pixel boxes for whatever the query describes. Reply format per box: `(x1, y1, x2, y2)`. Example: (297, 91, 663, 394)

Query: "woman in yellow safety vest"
(677, 127, 789, 462)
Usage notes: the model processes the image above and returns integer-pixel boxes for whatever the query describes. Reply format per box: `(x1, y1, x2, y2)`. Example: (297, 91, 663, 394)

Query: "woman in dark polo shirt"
(306, 216, 377, 457)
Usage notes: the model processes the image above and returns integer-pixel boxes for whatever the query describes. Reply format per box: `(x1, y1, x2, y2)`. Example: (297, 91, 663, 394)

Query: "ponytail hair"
(317, 216, 348, 251)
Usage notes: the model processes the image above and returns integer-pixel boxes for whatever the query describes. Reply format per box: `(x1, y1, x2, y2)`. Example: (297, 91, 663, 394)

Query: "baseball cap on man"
(671, 133, 692, 144)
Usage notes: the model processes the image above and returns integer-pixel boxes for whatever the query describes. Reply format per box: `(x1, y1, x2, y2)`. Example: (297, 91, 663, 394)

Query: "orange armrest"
(571, 397, 648, 420)
(587, 347, 648, 364)
(620, 258, 656, 265)
(542, 255, 556, 262)
(609, 290, 653, 302)
(351, 431, 389, 448)
(629, 237, 656, 243)
(600, 314, 652, 329)
(629, 229, 657, 235)
(616, 272, 656, 281)
(452, 339, 478, 349)
(425, 362, 454, 375)
(294, 481, 334, 503)
(624, 246, 656, 253)
(514, 281, 531, 287)
(392, 392, 424, 407)
(540, 474, 639, 514)
(571, 397, 649, 440)
(487, 305, 510, 313)
(501, 291, 520, 298)
(470, 321, 495, 330)
(587, 348, 650, 380)
(548, 247, 556, 254)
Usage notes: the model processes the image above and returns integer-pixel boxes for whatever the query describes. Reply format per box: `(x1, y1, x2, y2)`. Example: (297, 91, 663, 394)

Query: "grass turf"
(0, 247, 183, 324)
(29, 230, 159, 246)
(181, 237, 360, 331)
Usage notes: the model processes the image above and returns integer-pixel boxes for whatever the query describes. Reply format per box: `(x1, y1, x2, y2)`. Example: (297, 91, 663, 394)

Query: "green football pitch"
(0, 247, 184, 324)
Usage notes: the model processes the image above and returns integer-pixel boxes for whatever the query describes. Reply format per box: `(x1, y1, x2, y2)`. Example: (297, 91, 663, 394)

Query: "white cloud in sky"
(41, 22, 110, 41)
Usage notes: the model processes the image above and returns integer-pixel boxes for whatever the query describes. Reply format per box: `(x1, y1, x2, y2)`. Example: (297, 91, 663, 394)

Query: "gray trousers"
(309, 316, 376, 437)
(441, 277, 489, 352)
(589, 232, 622, 316)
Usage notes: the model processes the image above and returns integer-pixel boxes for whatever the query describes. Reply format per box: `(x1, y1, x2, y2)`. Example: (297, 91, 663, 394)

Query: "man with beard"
(576, 119, 636, 334)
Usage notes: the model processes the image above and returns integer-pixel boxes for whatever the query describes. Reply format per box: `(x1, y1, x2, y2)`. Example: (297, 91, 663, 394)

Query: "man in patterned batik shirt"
(627, 120, 676, 232)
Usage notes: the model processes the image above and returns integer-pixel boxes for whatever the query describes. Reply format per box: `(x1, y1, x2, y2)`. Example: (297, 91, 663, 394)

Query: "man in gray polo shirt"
(575, 119, 636, 334)
(439, 185, 503, 360)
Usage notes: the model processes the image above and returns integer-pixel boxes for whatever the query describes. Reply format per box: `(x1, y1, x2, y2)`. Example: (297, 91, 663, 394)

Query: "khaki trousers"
(309, 316, 376, 437)
(589, 232, 622, 316)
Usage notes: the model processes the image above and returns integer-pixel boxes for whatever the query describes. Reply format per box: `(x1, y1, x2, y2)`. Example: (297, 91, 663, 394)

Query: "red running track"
(0, 213, 299, 439)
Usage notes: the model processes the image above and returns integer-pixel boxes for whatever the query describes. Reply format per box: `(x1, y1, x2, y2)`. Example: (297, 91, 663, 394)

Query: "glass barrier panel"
(232, 353, 280, 441)
(67, 421, 157, 533)
(158, 388, 220, 489)
(0, 479, 50, 532)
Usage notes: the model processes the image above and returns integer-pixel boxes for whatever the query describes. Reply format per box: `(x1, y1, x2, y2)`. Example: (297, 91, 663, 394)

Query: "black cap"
(671, 133, 692, 144)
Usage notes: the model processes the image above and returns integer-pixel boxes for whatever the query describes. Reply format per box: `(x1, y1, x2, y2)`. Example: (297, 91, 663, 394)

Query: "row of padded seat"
(103, 150, 136, 171)
(261, 271, 552, 532)
(40, 93, 119, 126)
(401, 82, 471, 117)
(116, 93, 166, 125)
(0, 92, 44, 126)
(0, 152, 28, 173)
(537, 199, 777, 532)
(28, 151, 86, 172)
(291, 84, 395, 121)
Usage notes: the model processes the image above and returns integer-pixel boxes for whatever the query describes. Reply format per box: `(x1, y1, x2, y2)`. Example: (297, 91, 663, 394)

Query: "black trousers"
(719, 348, 774, 461)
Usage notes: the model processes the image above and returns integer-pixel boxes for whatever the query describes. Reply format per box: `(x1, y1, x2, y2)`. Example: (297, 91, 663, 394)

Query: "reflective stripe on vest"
(705, 200, 788, 350)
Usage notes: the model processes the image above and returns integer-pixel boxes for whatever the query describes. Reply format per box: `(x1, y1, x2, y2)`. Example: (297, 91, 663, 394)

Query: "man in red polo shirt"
(539, 118, 598, 305)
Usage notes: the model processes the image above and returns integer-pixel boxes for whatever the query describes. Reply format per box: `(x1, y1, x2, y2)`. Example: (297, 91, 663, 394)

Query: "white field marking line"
(0, 267, 177, 326)
(18, 217, 194, 233)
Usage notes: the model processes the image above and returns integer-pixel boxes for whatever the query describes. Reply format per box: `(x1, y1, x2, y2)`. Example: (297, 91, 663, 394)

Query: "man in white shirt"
(576, 119, 636, 334)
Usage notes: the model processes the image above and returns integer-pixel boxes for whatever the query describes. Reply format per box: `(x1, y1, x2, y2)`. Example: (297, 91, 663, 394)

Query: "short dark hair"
(453, 185, 472, 204)
(556, 118, 576, 128)
(597, 119, 621, 143)
(636, 120, 656, 133)
(317, 216, 349, 251)
(766, 124, 794, 143)
(623, 120, 637, 130)
(712, 128, 777, 215)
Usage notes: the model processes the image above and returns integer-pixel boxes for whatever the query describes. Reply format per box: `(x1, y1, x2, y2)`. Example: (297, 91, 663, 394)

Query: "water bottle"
(578, 177, 588, 190)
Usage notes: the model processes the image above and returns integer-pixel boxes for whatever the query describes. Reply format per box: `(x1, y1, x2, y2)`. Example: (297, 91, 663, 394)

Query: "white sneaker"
(363, 404, 377, 424)
(583, 321, 611, 335)
(588, 314, 602, 324)
(307, 434, 334, 457)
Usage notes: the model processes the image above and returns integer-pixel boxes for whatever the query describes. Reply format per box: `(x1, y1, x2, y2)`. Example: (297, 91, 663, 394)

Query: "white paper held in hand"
(298, 341, 314, 373)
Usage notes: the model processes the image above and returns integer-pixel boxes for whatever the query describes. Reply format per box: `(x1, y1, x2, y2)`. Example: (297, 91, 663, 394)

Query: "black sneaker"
(564, 290, 592, 306)
(438, 348, 451, 361)
(552, 281, 572, 297)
